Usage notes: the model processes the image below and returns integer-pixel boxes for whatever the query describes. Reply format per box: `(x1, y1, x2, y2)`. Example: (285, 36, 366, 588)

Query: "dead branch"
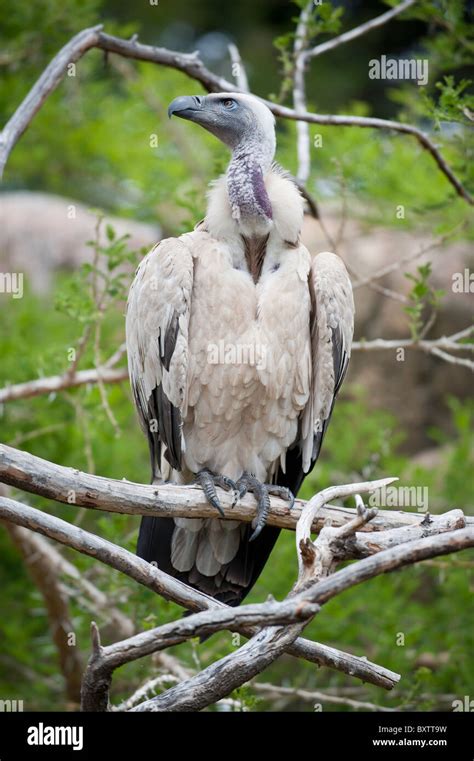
(0, 25, 102, 176)
(88, 480, 454, 710)
(132, 622, 307, 712)
(300, 527, 474, 606)
(227, 43, 249, 92)
(0, 24, 471, 203)
(253, 682, 398, 712)
(3, 443, 472, 538)
(305, 0, 417, 61)
(4, 465, 470, 712)
(0, 366, 128, 404)
(115, 675, 180, 711)
(352, 326, 474, 370)
(132, 526, 474, 711)
(0, 493, 400, 690)
(291, 0, 417, 184)
(296, 492, 380, 587)
(293, 2, 312, 183)
(341, 509, 466, 558)
(81, 598, 319, 711)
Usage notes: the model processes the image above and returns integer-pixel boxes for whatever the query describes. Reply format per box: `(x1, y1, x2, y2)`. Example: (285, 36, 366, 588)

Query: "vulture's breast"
(183, 233, 313, 480)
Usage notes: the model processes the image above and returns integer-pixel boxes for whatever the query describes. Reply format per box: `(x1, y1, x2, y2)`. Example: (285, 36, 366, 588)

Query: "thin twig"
(352, 326, 474, 369)
(0, 367, 128, 404)
(352, 224, 467, 290)
(305, 0, 417, 60)
(253, 682, 398, 712)
(228, 43, 249, 92)
(293, 2, 313, 183)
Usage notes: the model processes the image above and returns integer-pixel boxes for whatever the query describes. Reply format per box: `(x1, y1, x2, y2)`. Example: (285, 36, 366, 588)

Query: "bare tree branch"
(0, 476, 466, 712)
(3, 443, 471, 537)
(0, 25, 103, 176)
(305, 0, 417, 60)
(253, 682, 398, 712)
(291, 0, 418, 184)
(293, 2, 313, 183)
(5, 459, 468, 712)
(0, 25, 471, 203)
(116, 675, 180, 711)
(299, 528, 474, 606)
(343, 509, 467, 557)
(0, 366, 128, 404)
(87, 481, 449, 710)
(132, 623, 306, 712)
(227, 43, 249, 92)
(132, 526, 474, 711)
(0, 493, 401, 691)
(81, 598, 319, 711)
(352, 326, 474, 369)
(259, 104, 473, 204)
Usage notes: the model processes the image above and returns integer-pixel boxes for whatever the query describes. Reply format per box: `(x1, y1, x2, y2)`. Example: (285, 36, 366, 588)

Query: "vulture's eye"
(222, 98, 236, 109)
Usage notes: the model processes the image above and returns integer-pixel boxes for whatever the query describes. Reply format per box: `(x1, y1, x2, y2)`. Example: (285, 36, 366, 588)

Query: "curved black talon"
(195, 468, 237, 517)
(235, 472, 295, 542)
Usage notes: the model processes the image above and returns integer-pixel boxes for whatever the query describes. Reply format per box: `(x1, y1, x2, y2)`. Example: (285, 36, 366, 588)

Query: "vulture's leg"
(194, 468, 238, 517)
(235, 473, 295, 542)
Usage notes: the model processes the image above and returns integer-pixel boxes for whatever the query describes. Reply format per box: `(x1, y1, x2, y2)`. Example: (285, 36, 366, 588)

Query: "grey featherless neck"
(226, 131, 276, 224)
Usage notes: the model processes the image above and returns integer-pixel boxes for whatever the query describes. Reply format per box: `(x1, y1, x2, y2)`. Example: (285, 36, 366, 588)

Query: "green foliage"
(0, 0, 472, 713)
(230, 685, 261, 712)
(421, 77, 474, 128)
(406, 0, 474, 72)
(55, 216, 143, 325)
(272, 1, 344, 103)
(404, 263, 445, 340)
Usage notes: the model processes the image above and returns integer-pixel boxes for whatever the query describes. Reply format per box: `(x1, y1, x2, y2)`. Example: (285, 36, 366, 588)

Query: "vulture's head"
(168, 92, 276, 159)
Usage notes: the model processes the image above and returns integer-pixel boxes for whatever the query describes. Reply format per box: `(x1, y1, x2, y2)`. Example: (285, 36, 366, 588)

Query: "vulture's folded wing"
(303, 251, 354, 470)
(276, 251, 354, 495)
(126, 236, 194, 478)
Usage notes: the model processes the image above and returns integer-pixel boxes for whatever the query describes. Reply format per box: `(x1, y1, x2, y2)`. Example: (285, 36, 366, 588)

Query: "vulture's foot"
(235, 473, 295, 542)
(194, 468, 238, 517)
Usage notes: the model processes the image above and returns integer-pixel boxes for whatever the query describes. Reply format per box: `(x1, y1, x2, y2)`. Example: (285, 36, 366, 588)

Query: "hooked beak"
(168, 95, 204, 120)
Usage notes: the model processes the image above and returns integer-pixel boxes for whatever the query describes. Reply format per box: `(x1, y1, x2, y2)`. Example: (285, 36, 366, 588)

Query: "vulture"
(126, 92, 354, 606)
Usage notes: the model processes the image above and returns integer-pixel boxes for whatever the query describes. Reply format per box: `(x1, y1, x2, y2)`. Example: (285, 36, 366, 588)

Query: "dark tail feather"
(137, 515, 176, 576)
(136, 446, 312, 607)
(137, 514, 281, 607)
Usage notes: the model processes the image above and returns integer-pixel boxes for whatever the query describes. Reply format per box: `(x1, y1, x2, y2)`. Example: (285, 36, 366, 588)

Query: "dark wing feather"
(126, 238, 193, 479)
(277, 252, 354, 495)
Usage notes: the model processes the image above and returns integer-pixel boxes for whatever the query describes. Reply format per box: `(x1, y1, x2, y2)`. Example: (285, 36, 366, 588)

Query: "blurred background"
(0, 0, 473, 711)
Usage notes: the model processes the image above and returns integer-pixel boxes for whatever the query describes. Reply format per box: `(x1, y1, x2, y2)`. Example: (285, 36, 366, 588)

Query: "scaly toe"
(195, 468, 233, 518)
(267, 485, 295, 510)
(235, 473, 294, 541)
